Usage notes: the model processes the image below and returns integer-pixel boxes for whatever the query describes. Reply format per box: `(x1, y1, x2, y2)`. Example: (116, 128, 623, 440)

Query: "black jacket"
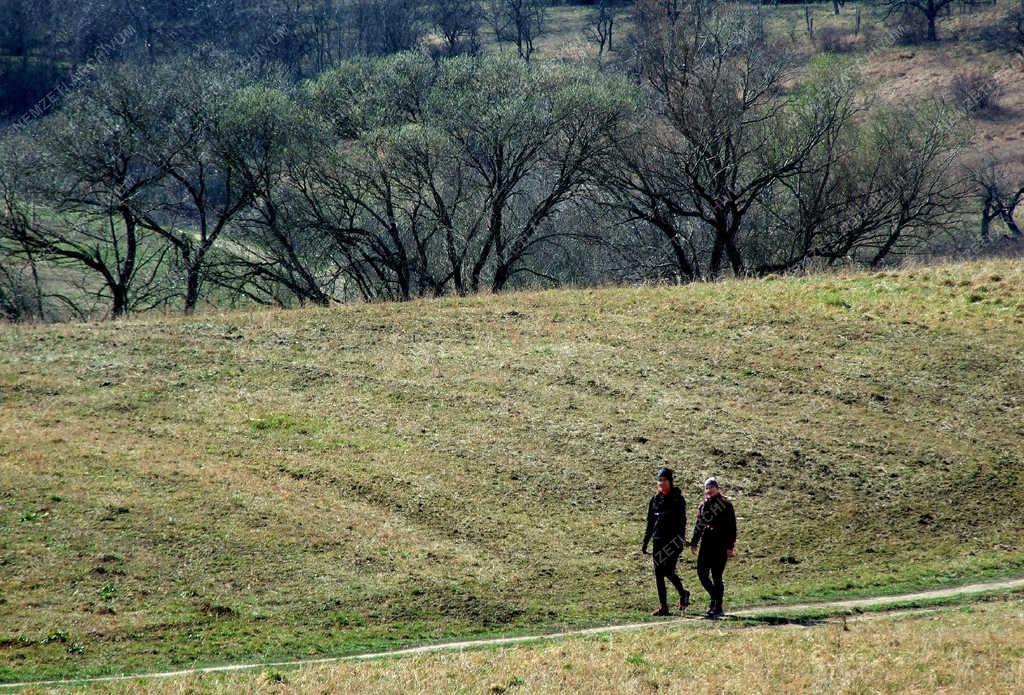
(690, 494, 737, 550)
(642, 487, 687, 547)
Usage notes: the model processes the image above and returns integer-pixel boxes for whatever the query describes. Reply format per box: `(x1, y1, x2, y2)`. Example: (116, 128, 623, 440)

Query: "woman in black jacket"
(642, 467, 691, 616)
(689, 477, 737, 619)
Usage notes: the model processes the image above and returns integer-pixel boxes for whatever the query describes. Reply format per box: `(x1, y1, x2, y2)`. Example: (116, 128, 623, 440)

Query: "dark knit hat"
(656, 467, 674, 482)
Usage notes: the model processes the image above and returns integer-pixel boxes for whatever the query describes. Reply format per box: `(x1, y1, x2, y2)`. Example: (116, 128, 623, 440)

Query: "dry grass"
(46, 598, 1024, 694)
(860, 42, 1024, 159)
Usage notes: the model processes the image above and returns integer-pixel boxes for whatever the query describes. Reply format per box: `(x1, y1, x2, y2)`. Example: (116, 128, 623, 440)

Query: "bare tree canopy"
(0, 0, 985, 320)
(601, 0, 969, 281)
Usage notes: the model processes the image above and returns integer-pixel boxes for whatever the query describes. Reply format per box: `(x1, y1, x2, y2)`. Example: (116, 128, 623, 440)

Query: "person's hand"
(726, 548, 735, 560)
(689, 544, 697, 555)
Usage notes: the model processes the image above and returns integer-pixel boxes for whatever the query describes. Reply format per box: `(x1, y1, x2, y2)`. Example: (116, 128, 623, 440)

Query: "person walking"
(689, 477, 737, 619)
(642, 467, 691, 616)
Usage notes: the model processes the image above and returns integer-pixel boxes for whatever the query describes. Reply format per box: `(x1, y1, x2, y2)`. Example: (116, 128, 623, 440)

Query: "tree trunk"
(449, 244, 465, 295)
(22, 241, 45, 319)
(184, 265, 202, 315)
(981, 199, 994, 244)
(709, 233, 725, 279)
(870, 226, 902, 267)
(725, 235, 745, 276)
(396, 260, 411, 300)
(472, 196, 504, 293)
(1002, 209, 1023, 237)
(111, 283, 129, 318)
(668, 235, 694, 281)
(653, 217, 694, 280)
(491, 263, 511, 293)
(116, 206, 138, 318)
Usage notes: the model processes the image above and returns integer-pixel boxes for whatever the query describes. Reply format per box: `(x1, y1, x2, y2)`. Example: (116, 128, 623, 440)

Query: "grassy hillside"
(58, 596, 1024, 694)
(2, 259, 1024, 682)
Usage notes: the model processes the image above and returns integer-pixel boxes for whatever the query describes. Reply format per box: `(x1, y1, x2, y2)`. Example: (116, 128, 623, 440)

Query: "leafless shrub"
(587, 0, 617, 58)
(972, 153, 1024, 242)
(0, 260, 37, 321)
(950, 70, 1004, 117)
(979, 1, 1024, 53)
(890, 12, 931, 46)
(1010, 1, 1024, 53)
(817, 27, 858, 53)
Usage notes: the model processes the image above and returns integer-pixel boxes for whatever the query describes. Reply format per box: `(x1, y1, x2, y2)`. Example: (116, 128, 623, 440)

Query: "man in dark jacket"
(642, 467, 691, 616)
(689, 477, 737, 619)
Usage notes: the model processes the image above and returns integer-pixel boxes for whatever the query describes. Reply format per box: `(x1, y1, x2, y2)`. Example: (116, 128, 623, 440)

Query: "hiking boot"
(652, 606, 670, 617)
(679, 590, 691, 611)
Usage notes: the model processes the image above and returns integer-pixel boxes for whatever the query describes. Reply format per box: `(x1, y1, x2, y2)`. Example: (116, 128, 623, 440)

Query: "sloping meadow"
(1, 259, 1023, 681)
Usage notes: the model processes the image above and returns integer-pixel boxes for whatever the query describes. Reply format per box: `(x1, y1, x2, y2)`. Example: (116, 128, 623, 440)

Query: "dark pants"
(652, 539, 687, 609)
(696, 545, 728, 609)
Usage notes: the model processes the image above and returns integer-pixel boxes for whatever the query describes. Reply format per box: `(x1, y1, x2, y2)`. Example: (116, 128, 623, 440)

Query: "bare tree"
(433, 53, 636, 292)
(603, 0, 970, 281)
(974, 154, 1024, 242)
(0, 111, 170, 318)
(488, 0, 547, 61)
(214, 83, 340, 306)
(350, 0, 425, 56)
(9, 59, 273, 315)
(123, 59, 265, 314)
(617, 1, 844, 279)
(759, 99, 970, 270)
(587, 0, 617, 57)
(431, 0, 484, 55)
(883, 0, 958, 42)
(276, 52, 637, 301)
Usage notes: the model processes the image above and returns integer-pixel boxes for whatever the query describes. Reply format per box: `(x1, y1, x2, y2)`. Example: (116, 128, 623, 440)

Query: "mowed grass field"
(51, 597, 1024, 694)
(2, 259, 1024, 683)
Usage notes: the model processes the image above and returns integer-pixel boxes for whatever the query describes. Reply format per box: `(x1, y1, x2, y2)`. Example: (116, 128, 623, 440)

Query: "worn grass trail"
(2, 576, 1022, 692)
